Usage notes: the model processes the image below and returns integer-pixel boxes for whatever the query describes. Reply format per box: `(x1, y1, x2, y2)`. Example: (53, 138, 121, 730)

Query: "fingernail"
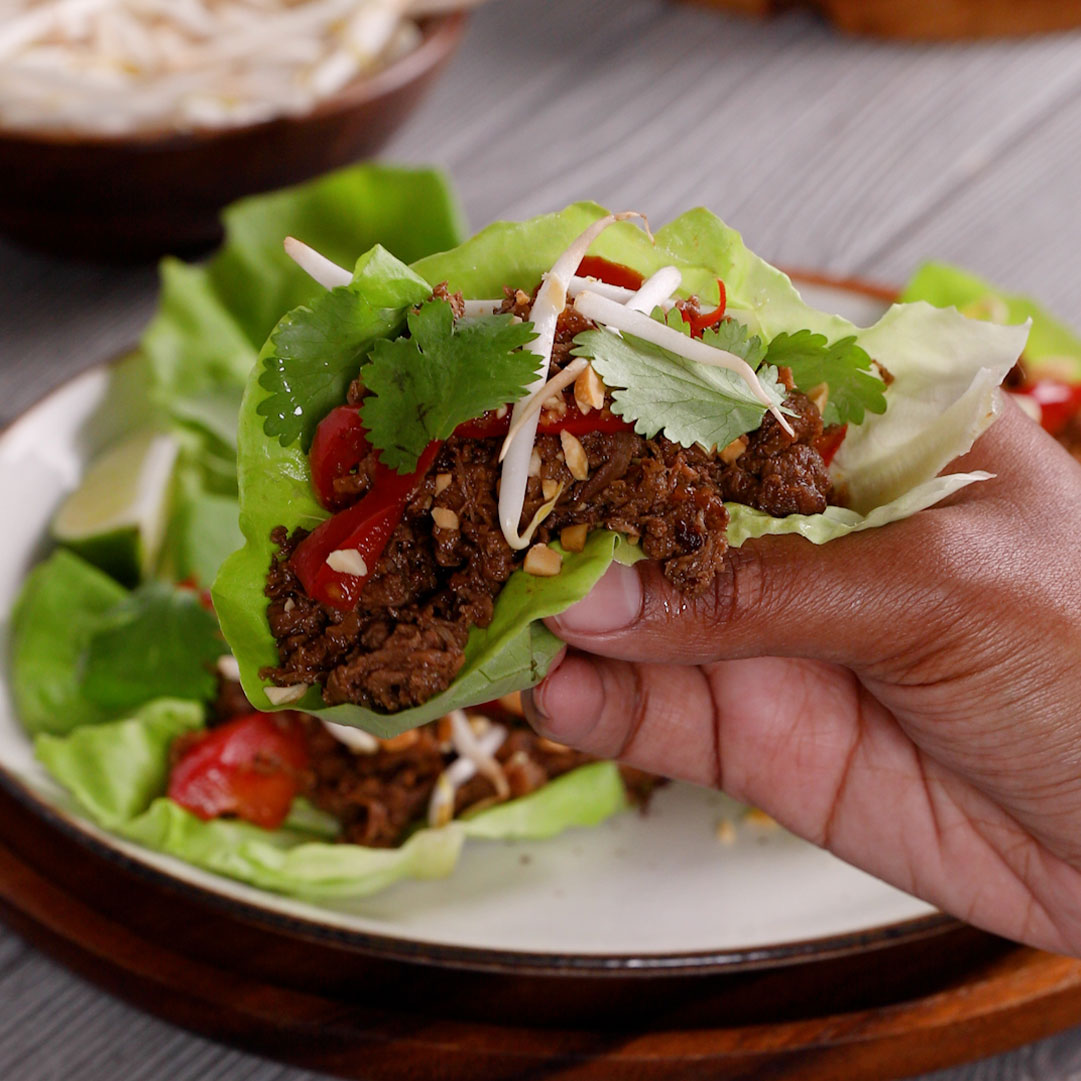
(521, 686, 547, 730)
(553, 562, 642, 636)
(527, 654, 605, 745)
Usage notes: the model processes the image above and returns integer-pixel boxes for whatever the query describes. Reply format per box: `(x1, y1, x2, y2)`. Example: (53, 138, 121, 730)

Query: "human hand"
(525, 398, 1081, 955)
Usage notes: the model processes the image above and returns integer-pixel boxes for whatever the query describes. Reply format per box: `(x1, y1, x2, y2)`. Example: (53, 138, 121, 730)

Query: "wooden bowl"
(0, 13, 466, 261)
(682, 0, 1081, 39)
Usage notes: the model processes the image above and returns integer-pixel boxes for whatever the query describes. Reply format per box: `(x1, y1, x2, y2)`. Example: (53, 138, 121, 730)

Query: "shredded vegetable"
(0, 0, 443, 135)
(572, 289, 794, 435)
(283, 236, 352, 290)
(497, 211, 649, 549)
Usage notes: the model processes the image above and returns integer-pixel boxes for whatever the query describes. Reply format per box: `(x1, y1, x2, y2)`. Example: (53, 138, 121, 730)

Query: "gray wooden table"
(3, 1, 1081, 1077)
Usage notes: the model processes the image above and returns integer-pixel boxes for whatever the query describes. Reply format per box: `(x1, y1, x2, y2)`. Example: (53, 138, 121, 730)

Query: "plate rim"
(0, 270, 961, 978)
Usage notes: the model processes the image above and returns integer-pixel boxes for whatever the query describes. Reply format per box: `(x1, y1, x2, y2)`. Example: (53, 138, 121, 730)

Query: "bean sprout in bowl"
(0, 5, 467, 259)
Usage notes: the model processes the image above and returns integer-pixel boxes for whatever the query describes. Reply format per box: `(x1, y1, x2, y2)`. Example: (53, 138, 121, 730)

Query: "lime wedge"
(52, 429, 180, 586)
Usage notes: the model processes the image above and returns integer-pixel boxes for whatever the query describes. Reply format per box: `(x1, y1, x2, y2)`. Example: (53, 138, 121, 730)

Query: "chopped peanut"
(435, 714, 454, 744)
(434, 472, 452, 494)
(432, 507, 459, 531)
(528, 448, 542, 477)
(326, 549, 368, 576)
(560, 523, 589, 552)
(498, 691, 525, 716)
(573, 363, 606, 414)
(560, 429, 589, 480)
(720, 435, 748, 464)
(743, 807, 778, 829)
(380, 729, 419, 752)
(523, 544, 563, 577)
(715, 819, 737, 845)
(265, 683, 308, 705)
(542, 477, 560, 501)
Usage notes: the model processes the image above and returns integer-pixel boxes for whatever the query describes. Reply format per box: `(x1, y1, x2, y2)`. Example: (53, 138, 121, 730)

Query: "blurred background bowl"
(0, 12, 466, 262)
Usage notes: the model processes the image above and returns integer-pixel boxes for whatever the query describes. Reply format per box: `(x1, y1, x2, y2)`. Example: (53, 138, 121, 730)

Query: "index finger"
(544, 402, 1074, 672)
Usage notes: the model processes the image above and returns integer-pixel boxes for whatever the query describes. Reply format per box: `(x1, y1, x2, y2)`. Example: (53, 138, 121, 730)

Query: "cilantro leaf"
(701, 318, 767, 367)
(765, 330, 886, 426)
(572, 328, 786, 451)
(257, 246, 432, 450)
(360, 299, 539, 473)
(81, 582, 226, 713)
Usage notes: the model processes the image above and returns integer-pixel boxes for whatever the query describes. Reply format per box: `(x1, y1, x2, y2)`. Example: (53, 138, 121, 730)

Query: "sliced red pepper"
(815, 424, 848, 467)
(454, 403, 633, 440)
(168, 712, 308, 830)
(453, 409, 511, 439)
(681, 279, 727, 338)
(309, 404, 370, 510)
(291, 441, 442, 610)
(575, 255, 645, 291)
(1009, 379, 1081, 436)
(541, 401, 634, 436)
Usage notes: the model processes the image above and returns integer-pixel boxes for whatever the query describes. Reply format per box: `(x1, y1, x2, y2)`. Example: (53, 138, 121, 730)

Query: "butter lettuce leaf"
(257, 246, 432, 450)
(35, 699, 626, 900)
(11, 550, 128, 736)
(80, 582, 226, 713)
(901, 261, 1081, 382)
(11, 551, 228, 732)
(215, 203, 1028, 734)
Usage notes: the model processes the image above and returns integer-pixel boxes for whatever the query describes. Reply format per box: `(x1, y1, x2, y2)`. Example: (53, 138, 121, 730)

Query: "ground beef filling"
(296, 713, 656, 847)
(263, 386, 830, 712)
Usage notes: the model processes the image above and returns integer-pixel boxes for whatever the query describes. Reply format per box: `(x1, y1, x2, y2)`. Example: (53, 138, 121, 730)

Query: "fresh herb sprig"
(361, 299, 539, 473)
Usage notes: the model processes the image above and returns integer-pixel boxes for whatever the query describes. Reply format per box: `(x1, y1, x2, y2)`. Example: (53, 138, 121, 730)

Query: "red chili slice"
(815, 424, 848, 467)
(309, 404, 370, 510)
(682, 279, 727, 338)
(541, 401, 634, 436)
(454, 403, 633, 440)
(1010, 379, 1081, 436)
(291, 441, 442, 610)
(576, 255, 645, 291)
(168, 712, 308, 830)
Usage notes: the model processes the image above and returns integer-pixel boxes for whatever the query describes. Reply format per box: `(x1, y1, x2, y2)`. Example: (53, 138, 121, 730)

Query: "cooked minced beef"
(207, 677, 660, 847)
(298, 713, 647, 847)
(262, 302, 834, 713)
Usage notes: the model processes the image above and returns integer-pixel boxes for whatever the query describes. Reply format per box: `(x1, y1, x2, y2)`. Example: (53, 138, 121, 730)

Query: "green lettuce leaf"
(107, 164, 466, 528)
(11, 551, 227, 731)
(215, 203, 1029, 733)
(80, 582, 226, 713)
(160, 482, 244, 589)
(256, 246, 432, 449)
(901, 261, 1081, 382)
(35, 699, 626, 900)
(461, 760, 627, 840)
(11, 550, 128, 735)
(36, 698, 205, 827)
(134, 164, 466, 416)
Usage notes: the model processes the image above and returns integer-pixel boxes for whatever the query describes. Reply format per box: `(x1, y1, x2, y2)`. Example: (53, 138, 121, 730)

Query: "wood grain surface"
(3, 2, 1081, 1079)
(3, 772, 1081, 1081)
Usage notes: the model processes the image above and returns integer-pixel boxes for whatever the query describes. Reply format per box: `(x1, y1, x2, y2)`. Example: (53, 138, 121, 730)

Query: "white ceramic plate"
(0, 279, 943, 971)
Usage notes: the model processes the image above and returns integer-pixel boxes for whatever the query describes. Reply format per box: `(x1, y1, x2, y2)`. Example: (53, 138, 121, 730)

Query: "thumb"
(544, 403, 1053, 674)
(544, 517, 971, 672)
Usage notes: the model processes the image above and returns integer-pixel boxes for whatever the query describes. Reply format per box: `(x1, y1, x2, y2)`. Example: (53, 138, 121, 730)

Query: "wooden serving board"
(682, 0, 1081, 39)
(4, 775, 1081, 1081)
